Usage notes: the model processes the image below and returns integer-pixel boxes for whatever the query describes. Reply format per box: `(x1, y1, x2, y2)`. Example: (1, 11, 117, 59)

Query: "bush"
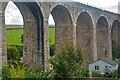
(49, 43, 84, 78)
(7, 45, 19, 61)
(2, 65, 10, 78)
(118, 64, 120, 78)
(111, 70, 118, 78)
(80, 69, 89, 77)
(9, 62, 25, 78)
(7, 45, 23, 61)
(50, 45, 55, 56)
(2, 60, 46, 78)
(92, 71, 104, 77)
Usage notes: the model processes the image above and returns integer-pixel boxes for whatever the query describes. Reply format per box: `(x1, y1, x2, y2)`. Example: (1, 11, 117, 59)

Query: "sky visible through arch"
(5, 0, 120, 25)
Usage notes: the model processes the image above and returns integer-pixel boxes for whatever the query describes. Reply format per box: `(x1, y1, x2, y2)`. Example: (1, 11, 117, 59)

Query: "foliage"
(50, 44, 83, 78)
(104, 73, 111, 77)
(111, 70, 118, 78)
(7, 45, 23, 61)
(92, 71, 104, 77)
(7, 45, 19, 61)
(2, 65, 10, 78)
(80, 69, 89, 77)
(118, 64, 120, 78)
(9, 61, 25, 78)
(104, 64, 120, 78)
(15, 45, 23, 55)
(2, 60, 47, 78)
(50, 45, 55, 56)
(21, 34, 23, 44)
(111, 64, 120, 78)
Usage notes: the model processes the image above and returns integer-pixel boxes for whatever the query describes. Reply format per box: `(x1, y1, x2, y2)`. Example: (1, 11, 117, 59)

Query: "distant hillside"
(49, 25, 55, 28)
(6, 26, 55, 45)
(5, 25, 54, 29)
(5, 25, 23, 29)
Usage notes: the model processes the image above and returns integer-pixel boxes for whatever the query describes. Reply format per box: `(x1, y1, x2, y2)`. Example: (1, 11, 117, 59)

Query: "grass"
(6, 26, 55, 46)
(6, 29, 23, 46)
(49, 27, 55, 45)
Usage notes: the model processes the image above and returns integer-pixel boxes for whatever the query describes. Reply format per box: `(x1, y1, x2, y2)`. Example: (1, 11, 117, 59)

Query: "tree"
(50, 43, 84, 78)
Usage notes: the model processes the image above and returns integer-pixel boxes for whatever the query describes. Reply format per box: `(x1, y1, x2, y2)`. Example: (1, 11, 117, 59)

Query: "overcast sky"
(5, 0, 120, 25)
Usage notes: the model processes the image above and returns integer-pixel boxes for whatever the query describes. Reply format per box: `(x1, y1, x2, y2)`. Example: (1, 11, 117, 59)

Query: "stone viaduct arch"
(0, 1, 120, 70)
(76, 11, 94, 68)
(96, 16, 110, 59)
(2, 1, 44, 68)
(50, 5, 73, 53)
(111, 20, 120, 59)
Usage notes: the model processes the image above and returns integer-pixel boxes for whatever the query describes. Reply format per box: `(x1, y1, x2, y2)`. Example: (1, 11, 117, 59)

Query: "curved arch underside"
(96, 16, 109, 59)
(51, 5, 72, 25)
(51, 5, 74, 52)
(111, 20, 120, 59)
(76, 12, 94, 68)
(5, 1, 44, 68)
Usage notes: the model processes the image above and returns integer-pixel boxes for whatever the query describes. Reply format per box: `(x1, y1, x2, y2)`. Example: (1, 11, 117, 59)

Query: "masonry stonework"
(0, 1, 120, 71)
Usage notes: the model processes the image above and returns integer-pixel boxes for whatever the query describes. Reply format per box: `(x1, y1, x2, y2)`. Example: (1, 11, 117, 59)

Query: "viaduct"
(0, 0, 120, 70)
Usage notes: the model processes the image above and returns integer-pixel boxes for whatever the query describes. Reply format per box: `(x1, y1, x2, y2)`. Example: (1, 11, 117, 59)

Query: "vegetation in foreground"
(3, 43, 88, 78)
(3, 43, 120, 78)
(4, 26, 120, 78)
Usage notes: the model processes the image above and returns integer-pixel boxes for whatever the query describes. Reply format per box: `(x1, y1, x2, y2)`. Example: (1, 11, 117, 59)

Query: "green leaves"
(50, 44, 84, 78)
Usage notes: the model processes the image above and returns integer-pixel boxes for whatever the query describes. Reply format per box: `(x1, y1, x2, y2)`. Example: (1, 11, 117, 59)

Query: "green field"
(6, 29, 23, 45)
(49, 27, 55, 45)
(6, 27, 55, 46)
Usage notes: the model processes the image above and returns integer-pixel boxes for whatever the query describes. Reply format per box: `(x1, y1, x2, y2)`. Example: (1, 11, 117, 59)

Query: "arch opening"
(5, 1, 24, 61)
(50, 5, 73, 54)
(76, 12, 94, 68)
(111, 20, 120, 59)
(4, 1, 44, 68)
(96, 16, 109, 59)
(48, 14, 55, 57)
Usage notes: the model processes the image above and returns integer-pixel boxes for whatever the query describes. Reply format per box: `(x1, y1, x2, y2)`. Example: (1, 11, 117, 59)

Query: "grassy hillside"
(6, 29, 23, 45)
(6, 27, 55, 46)
(5, 25, 23, 29)
(49, 27, 55, 45)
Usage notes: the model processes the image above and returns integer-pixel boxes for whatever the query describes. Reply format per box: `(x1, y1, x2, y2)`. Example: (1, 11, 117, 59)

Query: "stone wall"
(0, 1, 120, 71)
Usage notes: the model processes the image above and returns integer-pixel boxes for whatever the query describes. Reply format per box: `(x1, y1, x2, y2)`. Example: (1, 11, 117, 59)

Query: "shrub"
(7, 45, 23, 61)
(7, 45, 19, 61)
(50, 45, 55, 56)
(111, 70, 118, 78)
(2, 60, 47, 78)
(2, 65, 10, 78)
(9, 62, 25, 78)
(92, 71, 104, 77)
(50, 43, 83, 78)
